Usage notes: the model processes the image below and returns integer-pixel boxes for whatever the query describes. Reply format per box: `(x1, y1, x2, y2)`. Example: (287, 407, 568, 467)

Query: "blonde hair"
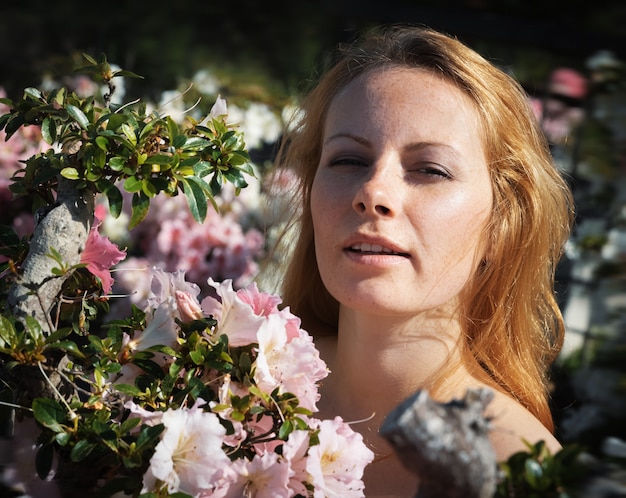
(272, 25, 573, 431)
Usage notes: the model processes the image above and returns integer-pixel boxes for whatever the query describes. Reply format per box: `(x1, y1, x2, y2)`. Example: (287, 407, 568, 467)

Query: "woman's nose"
(352, 167, 396, 217)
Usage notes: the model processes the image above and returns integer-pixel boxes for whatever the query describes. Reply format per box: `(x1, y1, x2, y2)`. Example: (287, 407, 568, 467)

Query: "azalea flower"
(148, 267, 204, 322)
(80, 216, 126, 294)
(142, 404, 230, 496)
(114, 301, 181, 387)
(214, 452, 291, 498)
(210, 94, 228, 118)
(202, 279, 266, 347)
(281, 429, 311, 497)
(306, 417, 375, 498)
(255, 312, 327, 411)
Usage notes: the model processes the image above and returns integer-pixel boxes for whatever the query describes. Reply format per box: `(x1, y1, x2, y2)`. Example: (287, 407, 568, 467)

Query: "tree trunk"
(8, 176, 95, 334)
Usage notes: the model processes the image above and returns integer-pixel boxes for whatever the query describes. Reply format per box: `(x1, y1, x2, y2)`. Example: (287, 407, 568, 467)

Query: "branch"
(7, 176, 95, 334)
(380, 388, 497, 498)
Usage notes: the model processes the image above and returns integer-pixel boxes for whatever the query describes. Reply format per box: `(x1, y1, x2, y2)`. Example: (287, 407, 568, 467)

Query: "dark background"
(1, 0, 625, 102)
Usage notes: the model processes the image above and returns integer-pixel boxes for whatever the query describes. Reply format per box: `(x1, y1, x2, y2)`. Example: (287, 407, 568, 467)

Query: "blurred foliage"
(1, 0, 624, 106)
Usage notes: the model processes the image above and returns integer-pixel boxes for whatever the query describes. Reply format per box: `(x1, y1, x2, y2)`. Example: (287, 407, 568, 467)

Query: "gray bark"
(7, 177, 94, 334)
(381, 388, 497, 498)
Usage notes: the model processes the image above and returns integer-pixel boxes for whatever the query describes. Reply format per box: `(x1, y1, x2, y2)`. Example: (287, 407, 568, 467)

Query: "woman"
(271, 25, 573, 496)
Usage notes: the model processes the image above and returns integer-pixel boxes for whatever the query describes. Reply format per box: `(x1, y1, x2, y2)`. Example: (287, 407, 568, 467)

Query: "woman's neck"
(335, 310, 463, 401)
(314, 307, 475, 497)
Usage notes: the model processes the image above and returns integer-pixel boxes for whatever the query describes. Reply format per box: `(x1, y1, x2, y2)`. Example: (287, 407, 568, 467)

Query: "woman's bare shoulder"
(486, 391, 561, 461)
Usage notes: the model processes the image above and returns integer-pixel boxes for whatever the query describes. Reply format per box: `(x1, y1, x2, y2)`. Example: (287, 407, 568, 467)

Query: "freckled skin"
(310, 68, 562, 496)
(312, 68, 493, 318)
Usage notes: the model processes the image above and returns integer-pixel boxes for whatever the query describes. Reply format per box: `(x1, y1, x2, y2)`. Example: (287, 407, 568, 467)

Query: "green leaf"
(143, 154, 173, 165)
(113, 69, 144, 79)
(167, 116, 180, 143)
(35, 443, 54, 479)
(61, 167, 80, 180)
(123, 175, 143, 193)
(189, 350, 204, 365)
(47, 340, 85, 357)
(0, 112, 11, 131)
(104, 112, 129, 131)
(524, 459, 544, 489)
(70, 439, 96, 462)
(172, 134, 187, 149)
(66, 104, 90, 130)
(24, 87, 43, 100)
(108, 156, 126, 172)
(41, 117, 56, 144)
(141, 178, 158, 197)
(181, 177, 208, 223)
(55, 432, 72, 446)
(96, 179, 123, 218)
(223, 168, 249, 189)
(120, 417, 142, 434)
(32, 398, 67, 433)
(192, 160, 214, 178)
(4, 113, 25, 139)
(54, 87, 66, 107)
(135, 424, 164, 451)
(113, 383, 143, 397)
(130, 192, 149, 229)
(181, 137, 211, 151)
(0, 316, 17, 347)
(278, 419, 293, 440)
(120, 122, 137, 146)
(95, 135, 109, 151)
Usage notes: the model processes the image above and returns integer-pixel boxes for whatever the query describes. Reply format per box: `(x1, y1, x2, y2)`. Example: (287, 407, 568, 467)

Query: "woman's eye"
(413, 164, 451, 179)
(329, 157, 368, 167)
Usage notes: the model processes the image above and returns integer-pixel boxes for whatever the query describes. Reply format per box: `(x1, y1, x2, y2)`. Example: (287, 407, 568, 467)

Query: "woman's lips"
(347, 242, 410, 257)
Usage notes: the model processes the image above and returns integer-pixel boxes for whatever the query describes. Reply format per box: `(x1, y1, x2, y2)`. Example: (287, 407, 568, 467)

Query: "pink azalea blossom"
(80, 217, 126, 294)
(213, 452, 291, 498)
(254, 313, 328, 411)
(201, 279, 266, 347)
(142, 404, 230, 496)
(123, 400, 164, 428)
(147, 267, 204, 322)
(115, 302, 180, 386)
(306, 417, 375, 498)
(281, 429, 311, 496)
(132, 302, 179, 354)
(235, 282, 282, 317)
(237, 282, 301, 341)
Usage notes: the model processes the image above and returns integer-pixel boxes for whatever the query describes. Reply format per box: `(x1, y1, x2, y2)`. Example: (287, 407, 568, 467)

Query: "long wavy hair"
(271, 25, 574, 431)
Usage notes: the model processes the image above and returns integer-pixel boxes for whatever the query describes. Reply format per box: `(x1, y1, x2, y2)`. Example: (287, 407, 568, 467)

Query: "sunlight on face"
(311, 68, 493, 319)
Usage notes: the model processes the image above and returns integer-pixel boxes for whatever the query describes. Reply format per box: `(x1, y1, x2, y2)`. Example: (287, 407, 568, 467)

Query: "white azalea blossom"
(142, 405, 229, 495)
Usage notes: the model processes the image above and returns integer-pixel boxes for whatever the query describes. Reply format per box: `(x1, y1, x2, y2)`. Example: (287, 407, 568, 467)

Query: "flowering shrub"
(0, 55, 373, 497)
(25, 267, 372, 497)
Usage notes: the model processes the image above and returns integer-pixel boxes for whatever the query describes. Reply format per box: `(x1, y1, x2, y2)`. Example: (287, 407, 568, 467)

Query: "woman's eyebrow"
(323, 132, 370, 146)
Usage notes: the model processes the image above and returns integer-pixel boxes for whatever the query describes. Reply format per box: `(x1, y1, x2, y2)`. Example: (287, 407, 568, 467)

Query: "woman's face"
(310, 68, 493, 318)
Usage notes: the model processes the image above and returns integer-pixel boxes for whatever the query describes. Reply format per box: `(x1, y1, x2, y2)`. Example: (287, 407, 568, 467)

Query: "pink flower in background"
(306, 417, 375, 498)
(111, 192, 265, 299)
(0, 87, 47, 239)
(80, 218, 126, 294)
